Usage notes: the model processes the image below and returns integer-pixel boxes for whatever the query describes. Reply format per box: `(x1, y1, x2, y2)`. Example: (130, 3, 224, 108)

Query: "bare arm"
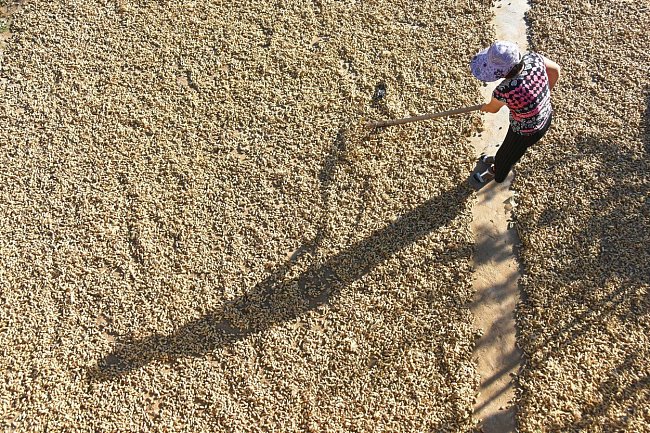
(481, 97, 506, 113)
(543, 55, 561, 90)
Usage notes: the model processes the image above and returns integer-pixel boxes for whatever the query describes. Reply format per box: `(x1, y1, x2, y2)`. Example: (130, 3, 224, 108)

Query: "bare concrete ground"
(469, 1, 529, 431)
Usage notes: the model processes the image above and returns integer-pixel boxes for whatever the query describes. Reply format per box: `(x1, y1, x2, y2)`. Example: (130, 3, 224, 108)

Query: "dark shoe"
(473, 166, 495, 183)
(479, 154, 495, 165)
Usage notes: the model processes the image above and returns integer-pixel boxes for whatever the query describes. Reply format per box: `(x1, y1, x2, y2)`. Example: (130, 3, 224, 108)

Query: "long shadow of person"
(89, 167, 473, 381)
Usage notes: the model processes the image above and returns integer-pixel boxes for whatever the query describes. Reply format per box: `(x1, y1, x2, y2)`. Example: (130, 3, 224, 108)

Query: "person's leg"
(493, 115, 553, 183)
(474, 114, 552, 184)
(493, 129, 528, 183)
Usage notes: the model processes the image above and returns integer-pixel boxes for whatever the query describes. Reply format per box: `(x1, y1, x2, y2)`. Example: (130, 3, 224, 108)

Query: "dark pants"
(494, 113, 552, 183)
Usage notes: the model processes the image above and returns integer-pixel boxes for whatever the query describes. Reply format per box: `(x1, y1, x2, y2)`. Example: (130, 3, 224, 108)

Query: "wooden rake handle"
(365, 104, 483, 129)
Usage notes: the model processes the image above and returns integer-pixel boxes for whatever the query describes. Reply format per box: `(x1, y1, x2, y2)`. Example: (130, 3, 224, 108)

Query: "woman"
(471, 40, 561, 183)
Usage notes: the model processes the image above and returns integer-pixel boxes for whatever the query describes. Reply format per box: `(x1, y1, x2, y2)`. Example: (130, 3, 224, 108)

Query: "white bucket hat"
(470, 41, 522, 82)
